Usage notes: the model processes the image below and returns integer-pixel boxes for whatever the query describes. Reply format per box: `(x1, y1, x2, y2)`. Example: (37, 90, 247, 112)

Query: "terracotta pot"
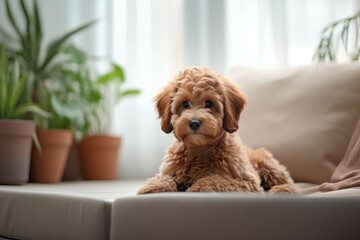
(0, 120, 35, 184)
(62, 142, 82, 181)
(78, 135, 121, 180)
(30, 129, 73, 183)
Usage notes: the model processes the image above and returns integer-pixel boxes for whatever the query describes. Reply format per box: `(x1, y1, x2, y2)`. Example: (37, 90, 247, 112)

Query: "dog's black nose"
(189, 120, 201, 131)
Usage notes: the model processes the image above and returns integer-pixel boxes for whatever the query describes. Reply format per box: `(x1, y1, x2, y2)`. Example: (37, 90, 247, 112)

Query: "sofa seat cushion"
(230, 63, 360, 184)
(0, 180, 143, 240)
(111, 192, 360, 240)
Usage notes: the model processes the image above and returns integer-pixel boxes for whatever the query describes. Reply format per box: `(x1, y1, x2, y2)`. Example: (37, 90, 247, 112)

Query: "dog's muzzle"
(189, 120, 201, 131)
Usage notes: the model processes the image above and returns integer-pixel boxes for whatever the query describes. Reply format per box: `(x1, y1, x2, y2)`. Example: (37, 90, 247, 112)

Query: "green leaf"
(33, 0, 43, 44)
(14, 103, 51, 119)
(116, 89, 141, 101)
(63, 45, 87, 64)
(5, 0, 23, 40)
(32, 133, 42, 153)
(39, 20, 98, 72)
(96, 72, 117, 85)
(31, 0, 43, 71)
(8, 70, 28, 114)
(87, 90, 102, 103)
(0, 47, 8, 118)
(341, 20, 350, 53)
(20, 0, 30, 24)
(120, 89, 141, 97)
(0, 26, 16, 41)
(20, 0, 31, 44)
(112, 63, 125, 82)
(97, 63, 126, 85)
(50, 94, 81, 119)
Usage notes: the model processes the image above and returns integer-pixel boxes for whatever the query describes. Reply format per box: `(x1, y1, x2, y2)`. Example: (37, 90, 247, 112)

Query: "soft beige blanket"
(320, 119, 360, 191)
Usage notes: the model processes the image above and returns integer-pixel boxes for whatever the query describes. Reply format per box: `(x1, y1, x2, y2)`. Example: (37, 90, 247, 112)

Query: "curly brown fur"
(137, 67, 296, 195)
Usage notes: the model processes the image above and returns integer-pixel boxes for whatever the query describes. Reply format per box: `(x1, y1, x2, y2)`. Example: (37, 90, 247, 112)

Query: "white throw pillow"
(230, 63, 360, 184)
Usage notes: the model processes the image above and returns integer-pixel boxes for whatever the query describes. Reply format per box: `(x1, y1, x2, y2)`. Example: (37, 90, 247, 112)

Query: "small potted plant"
(77, 63, 140, 180)
(0, 47, 49, 184)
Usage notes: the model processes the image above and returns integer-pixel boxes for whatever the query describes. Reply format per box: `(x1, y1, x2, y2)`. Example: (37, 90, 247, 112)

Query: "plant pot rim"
(36, 128, 73, 133)
(0, 118, 34, 122)
(0, 119, 35, 136)
(83, 134, 121, 139)
(79, 134, 121, 149)
(36, 129, 73, 147)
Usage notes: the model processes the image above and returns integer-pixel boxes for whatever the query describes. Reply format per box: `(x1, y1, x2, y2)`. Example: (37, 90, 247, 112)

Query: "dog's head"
(154, 67, 246, 146)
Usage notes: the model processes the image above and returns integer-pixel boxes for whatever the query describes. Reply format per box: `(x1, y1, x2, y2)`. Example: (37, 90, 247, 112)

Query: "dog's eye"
(204, 100, 213, 108)
(182, 101, 190, 109)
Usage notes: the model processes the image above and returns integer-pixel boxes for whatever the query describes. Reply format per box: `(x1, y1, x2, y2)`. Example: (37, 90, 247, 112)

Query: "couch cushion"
(0, 180, 143, 240)
(230, 63, 360, 184)
(111, 193, 360, 240)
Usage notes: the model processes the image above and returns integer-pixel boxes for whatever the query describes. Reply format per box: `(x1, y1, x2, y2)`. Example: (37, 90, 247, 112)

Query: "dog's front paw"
(137, 175, 177, 194)
(269, 184, 298, 195)
(186, 176, 219, 192)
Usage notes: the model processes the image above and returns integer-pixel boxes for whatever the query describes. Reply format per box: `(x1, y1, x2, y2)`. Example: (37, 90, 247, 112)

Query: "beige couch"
(1, 63, 360, 240)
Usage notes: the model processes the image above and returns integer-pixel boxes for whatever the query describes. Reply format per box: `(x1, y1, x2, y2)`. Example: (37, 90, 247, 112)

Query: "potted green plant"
(2, 0, 97, 183)
(0, 47, 49, 184)
(76, 63, 140, 180)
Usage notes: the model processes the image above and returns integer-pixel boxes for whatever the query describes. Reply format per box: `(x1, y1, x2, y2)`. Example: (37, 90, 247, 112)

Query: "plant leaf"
(112, 63, 125, 83)
(96, 72, 117, 85)
(0, 26, 16, 42)
(20, 0, 31, 43)
(20, 0, 30, 24)
(32, 0, 42, 70)
(39, 20, 98, 72)
(62, 44, 87, 64)
(32, 133, 42, 153)
(50, 94, 81, 119)
(0, 47, 8, 118)
(5, 0, 23, 40)
(120, 89, 141, 97)
(116, 89, 141, 102)
(14, 103, 51, 119)
(87, 90, 102, 103)
(8, 70, 28, 114)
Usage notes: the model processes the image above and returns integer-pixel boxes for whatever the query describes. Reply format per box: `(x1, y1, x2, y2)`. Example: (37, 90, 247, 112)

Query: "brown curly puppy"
(138, 67, 296, 194)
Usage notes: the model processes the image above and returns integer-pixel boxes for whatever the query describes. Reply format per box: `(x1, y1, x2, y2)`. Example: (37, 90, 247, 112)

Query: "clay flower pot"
(30, 129, 73, 183)
(62, 142, 82, 181)
(0, 120, 35, 184)
(78, 135, 121, 180)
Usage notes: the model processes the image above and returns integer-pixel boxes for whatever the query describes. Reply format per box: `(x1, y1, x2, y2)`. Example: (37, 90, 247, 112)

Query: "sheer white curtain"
(112, 0, 359, 179)
(110, 0, 183, 178)
(225, 0, 359, 69)
(1, 0, 359, 179)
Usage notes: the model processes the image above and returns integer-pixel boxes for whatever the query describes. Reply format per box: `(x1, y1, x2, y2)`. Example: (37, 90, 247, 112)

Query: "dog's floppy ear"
(223, 79, 247, 133)
(154, 84, 174, 133)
